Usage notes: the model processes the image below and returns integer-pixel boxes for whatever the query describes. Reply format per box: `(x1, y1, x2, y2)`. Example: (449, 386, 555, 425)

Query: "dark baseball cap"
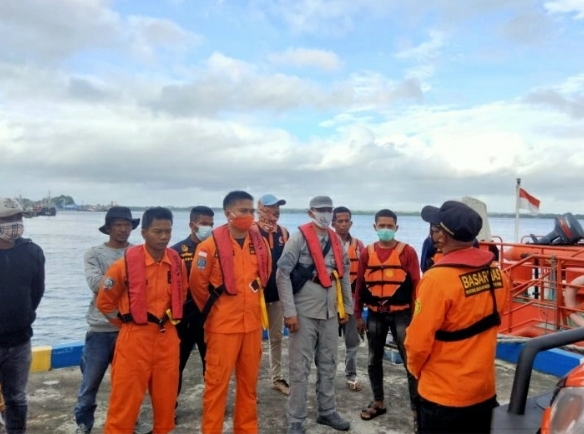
(421, 200, 482, 242)
(99, 206, 140, 234)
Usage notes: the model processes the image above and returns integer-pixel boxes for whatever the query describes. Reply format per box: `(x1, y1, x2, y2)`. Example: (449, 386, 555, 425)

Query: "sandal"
(360, 401, 387, 421)
(346, 378, 362, 391)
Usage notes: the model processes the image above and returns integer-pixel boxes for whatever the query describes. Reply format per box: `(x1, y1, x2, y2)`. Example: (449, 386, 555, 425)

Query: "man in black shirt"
(170, 205, 214, 408)
(0, 197, 45, 433)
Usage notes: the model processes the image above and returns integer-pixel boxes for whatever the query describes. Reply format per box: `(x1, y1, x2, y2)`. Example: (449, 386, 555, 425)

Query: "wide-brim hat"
(421, 200, 482, 242)
(99, 206, 140, 234)
(0, 197, 24, 218)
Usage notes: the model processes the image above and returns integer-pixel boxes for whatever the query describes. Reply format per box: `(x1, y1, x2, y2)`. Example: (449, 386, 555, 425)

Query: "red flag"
(518, 187, 540, 215)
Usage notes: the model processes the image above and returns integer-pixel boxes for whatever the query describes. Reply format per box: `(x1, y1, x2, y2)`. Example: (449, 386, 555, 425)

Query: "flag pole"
(514, 178, 521, 242)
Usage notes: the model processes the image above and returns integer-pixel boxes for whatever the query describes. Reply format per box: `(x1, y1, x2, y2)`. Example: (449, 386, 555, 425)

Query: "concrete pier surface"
(20, 339, 559, 434)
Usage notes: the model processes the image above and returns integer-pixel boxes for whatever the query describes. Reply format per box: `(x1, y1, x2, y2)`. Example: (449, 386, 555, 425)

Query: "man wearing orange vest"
(276, 196, 353, 434)
(97, 207, 188, 434)
(255, 193, 290, 396)
(190, 190, 271, 434)
(332, 206, 365, 392)
(405, 201, 510, 434)
(354, 209, 420, 426)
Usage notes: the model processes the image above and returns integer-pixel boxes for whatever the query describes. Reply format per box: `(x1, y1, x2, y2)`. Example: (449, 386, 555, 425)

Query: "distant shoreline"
(57, 208, 582, 220)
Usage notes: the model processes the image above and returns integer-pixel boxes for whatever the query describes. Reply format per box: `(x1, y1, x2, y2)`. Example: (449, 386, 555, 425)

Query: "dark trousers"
(417, 396, 497, 434)
(176, 302, 206, 399)
(366, 309, 417, 408)
(0, 340, 31, 434)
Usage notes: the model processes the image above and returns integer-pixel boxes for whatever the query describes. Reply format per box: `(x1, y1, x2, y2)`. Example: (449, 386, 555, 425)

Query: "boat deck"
(23, 339, 559, 434)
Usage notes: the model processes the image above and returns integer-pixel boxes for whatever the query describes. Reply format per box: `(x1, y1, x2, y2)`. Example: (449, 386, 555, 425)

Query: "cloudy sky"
(1, 0, 583, 213)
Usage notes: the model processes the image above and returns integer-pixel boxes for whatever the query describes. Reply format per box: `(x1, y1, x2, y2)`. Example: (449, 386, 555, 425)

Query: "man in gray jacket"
(276, 196, 353, 434)
(73, 207, 139, 434)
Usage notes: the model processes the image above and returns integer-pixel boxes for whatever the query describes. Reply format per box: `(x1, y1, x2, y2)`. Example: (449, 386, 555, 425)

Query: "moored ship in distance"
(34, 205, 57, 216)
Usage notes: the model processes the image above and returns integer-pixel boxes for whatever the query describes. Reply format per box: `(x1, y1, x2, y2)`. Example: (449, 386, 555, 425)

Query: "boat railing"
(480, 240, 584, 345)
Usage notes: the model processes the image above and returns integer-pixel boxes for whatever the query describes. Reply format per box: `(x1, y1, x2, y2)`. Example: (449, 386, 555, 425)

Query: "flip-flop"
(346, 378, 362, 391)
(360, 402, 387, 421)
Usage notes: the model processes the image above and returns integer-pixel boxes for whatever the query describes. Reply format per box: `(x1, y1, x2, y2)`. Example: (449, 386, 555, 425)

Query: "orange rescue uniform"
(404, 247, 511, 408)
(96, 245, 188, 434)
(190, 227, 272, 434)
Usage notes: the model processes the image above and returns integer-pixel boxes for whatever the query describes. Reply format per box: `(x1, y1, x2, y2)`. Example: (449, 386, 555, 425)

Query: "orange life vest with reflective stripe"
(347, 238, 360, 284)
(124, 245, 183, 324)
(299, 223, 345, 287)
(213, 224, 270, 293)
(362, 242, 412, 307)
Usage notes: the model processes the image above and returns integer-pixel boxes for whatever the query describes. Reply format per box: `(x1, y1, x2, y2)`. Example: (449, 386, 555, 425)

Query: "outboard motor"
(530, 213, 584, 245)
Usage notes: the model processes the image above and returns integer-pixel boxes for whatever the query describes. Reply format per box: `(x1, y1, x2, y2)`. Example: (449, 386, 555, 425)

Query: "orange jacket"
(97, 245, 188, 328)
(404, 247, 510, 407)
(190, 225, 272, 334)
(347, 237, 364, 285)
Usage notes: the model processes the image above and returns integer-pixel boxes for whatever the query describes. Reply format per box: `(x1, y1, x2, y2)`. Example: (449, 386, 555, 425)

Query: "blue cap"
(260, 194, 286, 206)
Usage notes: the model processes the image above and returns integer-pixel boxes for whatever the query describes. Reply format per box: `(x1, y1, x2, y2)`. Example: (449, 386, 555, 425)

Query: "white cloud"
(545, 0, 584, 19)
(269, 48, 342, 71)
(255, 0, 392, 35)
(0, 0, 201, 65)
(395, 30, 447, 62)
(126, 16, 203, 62)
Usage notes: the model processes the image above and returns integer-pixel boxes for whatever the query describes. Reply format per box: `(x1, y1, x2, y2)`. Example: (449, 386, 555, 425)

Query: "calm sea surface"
(24, 211, 562, 346)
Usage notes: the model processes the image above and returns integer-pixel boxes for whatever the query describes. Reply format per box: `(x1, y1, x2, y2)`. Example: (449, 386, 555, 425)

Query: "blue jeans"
(74, 331, 118, 430)
(0, 340, 32, 434)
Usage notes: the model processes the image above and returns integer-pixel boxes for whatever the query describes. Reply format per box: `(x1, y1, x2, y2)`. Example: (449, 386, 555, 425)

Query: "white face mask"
(196, 225, 213, 241)
(0, 221, 24, 242)
(311, 211, 333, 229)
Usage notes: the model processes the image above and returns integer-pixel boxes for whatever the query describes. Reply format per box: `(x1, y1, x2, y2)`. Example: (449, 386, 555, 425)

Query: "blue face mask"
(377, 228, 396, 242)
(196, 225, 213, 241)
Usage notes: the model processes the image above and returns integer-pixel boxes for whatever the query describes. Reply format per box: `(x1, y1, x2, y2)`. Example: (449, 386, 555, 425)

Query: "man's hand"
(285, 316, 299, 333)
(338, 314, 349, 325)
(356, 318, 366, 338)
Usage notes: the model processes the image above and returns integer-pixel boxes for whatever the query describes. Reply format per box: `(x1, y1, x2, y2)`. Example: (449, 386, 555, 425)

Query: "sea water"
(24, 211, 558, 346)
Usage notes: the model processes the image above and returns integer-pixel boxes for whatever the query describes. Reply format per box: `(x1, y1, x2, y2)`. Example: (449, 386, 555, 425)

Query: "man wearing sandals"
(276, 196, 353, 434)
(355, 209, 420, 425)
(332, 206, 365, 392)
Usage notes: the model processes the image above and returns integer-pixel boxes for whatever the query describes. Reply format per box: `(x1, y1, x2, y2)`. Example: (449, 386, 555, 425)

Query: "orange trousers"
(202, 329, 262, 434)
(104, 323, 179, 434)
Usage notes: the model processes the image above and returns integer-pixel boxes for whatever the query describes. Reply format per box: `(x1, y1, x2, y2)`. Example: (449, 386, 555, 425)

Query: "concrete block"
(31, 346, 52, 372)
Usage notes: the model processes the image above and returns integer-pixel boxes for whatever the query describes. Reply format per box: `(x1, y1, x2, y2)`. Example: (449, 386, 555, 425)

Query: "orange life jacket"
(347, 238, 361, 284)
(124, 245, 183, 324)
(362, 242, 412, 307)
(213, 224, 270, 293)
(298, 223, 344, 288)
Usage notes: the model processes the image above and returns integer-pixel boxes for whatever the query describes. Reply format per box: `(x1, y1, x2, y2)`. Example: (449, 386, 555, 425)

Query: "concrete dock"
(20, 339, 559, 434)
